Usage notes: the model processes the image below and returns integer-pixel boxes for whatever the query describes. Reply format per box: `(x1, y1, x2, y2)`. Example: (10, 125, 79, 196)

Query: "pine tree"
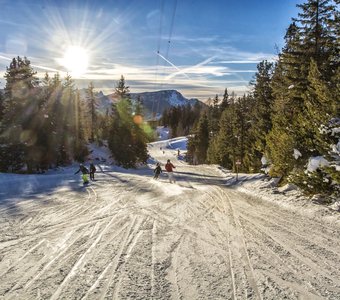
(250, 60, 274, 159)
(2, 56, 38, 140)
(208, 94, 220, 136)
(0, 90, 4, 123)
(267, 0, 337, 178)
(188, 114, 210, 164)
(294, 0, 337, 76)
(207, 102, 238, 169)
(220, 88, 230, 112)
(42, 73, 63, 168)
(108, 76, 148, 167)
(291, 59, 339, 195)
(73, 89, 88, 162)
(1, 56, 38, 171)
(115, 75, 130, 99)
(86, 82, 97, 141)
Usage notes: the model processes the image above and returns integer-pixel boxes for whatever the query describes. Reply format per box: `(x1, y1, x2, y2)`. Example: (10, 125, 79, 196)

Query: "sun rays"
(60, 46, 89, 76)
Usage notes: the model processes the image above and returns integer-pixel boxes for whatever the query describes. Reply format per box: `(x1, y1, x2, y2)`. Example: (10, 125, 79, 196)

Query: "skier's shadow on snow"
(174, 171, 222, 179)
(96, 165, 129, 184)
(152, 170, 226, 187)
(100, 171, 129, 184)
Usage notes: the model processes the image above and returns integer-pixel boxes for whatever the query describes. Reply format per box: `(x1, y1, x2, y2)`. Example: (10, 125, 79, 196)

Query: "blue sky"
(0, 0, 304, 100)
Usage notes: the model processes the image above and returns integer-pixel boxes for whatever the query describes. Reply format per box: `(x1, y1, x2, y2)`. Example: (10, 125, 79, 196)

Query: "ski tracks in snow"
(0, 162, 340, 299)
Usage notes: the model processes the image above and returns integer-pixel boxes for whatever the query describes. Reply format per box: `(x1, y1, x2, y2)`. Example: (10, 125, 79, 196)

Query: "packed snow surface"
(0, 136, 340, 299)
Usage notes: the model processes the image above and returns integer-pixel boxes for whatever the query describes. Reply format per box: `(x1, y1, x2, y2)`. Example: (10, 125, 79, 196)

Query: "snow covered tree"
(290, 60, 340, 195)
(267, 0, 338, 179)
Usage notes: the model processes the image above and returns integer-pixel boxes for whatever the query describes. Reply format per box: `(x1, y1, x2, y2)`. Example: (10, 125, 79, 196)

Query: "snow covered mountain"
(87, 89, 201, 119)
(130, 90, 199, 119)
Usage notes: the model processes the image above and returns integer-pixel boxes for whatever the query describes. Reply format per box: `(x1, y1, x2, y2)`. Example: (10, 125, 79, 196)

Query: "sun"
(62, 46, 89, 76)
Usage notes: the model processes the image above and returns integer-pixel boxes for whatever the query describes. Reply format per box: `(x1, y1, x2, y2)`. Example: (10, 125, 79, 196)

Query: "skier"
(75, 164, 89, 184)
(165, 159, 176, 183)
(153, 163, 162, 179)
(89, 163, 96, 180)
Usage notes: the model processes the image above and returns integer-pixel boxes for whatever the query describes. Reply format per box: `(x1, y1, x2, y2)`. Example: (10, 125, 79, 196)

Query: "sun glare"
(62, 46, 89, 76)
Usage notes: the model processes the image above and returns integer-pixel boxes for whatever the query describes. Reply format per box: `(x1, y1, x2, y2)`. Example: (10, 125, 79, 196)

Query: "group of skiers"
(154, 159, 176, 183)
(75, 159, 176, 185)
(75, 162, 96, 184)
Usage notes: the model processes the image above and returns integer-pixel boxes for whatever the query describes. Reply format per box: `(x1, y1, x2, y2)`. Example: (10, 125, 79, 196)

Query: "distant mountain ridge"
(130, 90, 199, 119)
(91, 89, 201, 119)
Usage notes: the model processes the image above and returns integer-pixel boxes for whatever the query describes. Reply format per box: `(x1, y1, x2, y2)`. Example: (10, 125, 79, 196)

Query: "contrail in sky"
(1, 54, 61, 73)
(166, 56, 216, 80)
(0, 55, 12, 61)
(156, 52, 190, 79)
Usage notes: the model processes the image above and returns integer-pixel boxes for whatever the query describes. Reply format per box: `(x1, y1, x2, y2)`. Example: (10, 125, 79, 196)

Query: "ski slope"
(0, 137, 340, 299)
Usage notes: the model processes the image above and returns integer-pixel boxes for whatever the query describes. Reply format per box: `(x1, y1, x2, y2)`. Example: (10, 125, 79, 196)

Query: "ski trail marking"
(24, 230, 78, 290)
(98, 216, 140, 300)
(220, 187, 263, 300)
(233, 200, 340, 259)
(88, 186, 97, 203)
(241, 222, 332, 296)
(239, 213, 340, 285)
(50, 216, 117, 300)
(111, 225, 144, 299)
(0, 239, 46, 278)
(81, 262, 113, 299)
(75, 220, 131, 299)
(151, 220, 156, 299)
(173, 246, 182, 300)
(196, 195, 237, 300)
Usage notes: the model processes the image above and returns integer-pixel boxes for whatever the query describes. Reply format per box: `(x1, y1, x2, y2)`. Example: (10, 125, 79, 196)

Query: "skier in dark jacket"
(89, 163, 96, 180)
(75, 164, 89, 184)
(153, 163, 162, 179)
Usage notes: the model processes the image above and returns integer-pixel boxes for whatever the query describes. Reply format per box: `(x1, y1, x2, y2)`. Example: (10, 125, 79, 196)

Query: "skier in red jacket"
(165, 159, 176, 183)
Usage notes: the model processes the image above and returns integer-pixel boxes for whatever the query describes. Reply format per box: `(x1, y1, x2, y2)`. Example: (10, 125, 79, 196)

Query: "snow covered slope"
(0, 136, 339, 299)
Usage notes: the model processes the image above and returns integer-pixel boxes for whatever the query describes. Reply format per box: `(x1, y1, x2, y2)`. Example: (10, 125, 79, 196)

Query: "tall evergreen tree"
(267, 0, 337, 178)
(115, 75, 130, 99)
(0, 57, 39, 171)
(86, 82, 97, 141)
(207, 102, 238, 169)
(2, 56, 38, 140)
(187, 114, 210, 164)
(0, 90, 4, 123)
(220, 88, 230, 112)
(208, 94, 220, 136)
(108, 76, 148, 167)
(250, 60, 274, 158)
